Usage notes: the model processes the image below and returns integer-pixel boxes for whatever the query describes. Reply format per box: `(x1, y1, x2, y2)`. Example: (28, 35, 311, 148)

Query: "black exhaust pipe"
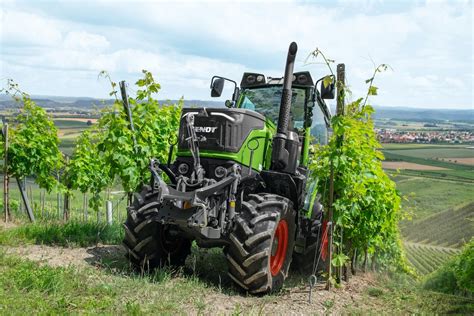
(271, 42, 298, 171)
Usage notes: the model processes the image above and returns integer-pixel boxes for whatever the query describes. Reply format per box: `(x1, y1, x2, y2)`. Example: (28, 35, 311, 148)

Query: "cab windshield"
(238, 86, 306, 129)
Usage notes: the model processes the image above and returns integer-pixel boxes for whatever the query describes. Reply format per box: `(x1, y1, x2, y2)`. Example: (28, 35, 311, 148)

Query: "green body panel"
(301, 127, 311, 166)
(177, 125, 275, 171)
(299, 179, 319, 219)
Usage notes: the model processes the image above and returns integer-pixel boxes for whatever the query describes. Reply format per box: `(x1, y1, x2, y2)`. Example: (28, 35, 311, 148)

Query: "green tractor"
(123, 42, 334, 294)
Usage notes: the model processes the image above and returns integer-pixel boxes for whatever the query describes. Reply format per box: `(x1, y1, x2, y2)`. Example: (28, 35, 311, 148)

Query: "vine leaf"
(368, 86, 378, 96)
(323, 75, 333, 88)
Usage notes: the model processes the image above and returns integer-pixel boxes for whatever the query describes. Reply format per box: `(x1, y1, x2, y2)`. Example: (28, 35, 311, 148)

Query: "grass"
(0, 252, 215, 314)
(349, 273, 474, 314)
(0, 219, 471, 314)
(0, 250, 472, 314)
(0, 221, 124, 247)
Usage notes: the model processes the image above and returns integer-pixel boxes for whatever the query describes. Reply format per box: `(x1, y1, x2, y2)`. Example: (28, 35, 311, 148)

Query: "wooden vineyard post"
(106, 200, 113, 225)
(336, 64, 346, 116)
(326, 161, 334, 290)
(56, 172, 61, 219)
(28, 184, 34, 214)
(336, 64, 346, 283)
(17, 178, 35, 222)
(41, 190, 45, 219)
(63, 156, 70, 221)
(326, 63, 346, 290)
(3, 123, 9, 222)
(83, 193, 88, 222)
(63, 191, 70, 221)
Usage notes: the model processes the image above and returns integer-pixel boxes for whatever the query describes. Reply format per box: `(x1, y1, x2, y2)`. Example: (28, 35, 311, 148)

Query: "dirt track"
(2, 243, 384, 314)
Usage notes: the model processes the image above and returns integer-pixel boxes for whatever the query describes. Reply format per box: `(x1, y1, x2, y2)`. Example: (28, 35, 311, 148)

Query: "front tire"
(225, 193, 296, 294)
(122, 186, 192, 271)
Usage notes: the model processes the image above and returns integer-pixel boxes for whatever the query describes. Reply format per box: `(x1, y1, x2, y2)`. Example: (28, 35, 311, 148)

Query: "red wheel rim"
(270, 219, 289, 276)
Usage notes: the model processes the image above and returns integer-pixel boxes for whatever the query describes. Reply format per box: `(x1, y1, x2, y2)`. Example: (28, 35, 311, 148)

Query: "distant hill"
(0, 94, 472, 122)
(0, 95, 222, 111)
(372, 107, 473, 123)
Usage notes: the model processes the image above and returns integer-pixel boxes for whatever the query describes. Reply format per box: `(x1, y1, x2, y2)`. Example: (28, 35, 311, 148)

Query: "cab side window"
(310, 104, 328, 145)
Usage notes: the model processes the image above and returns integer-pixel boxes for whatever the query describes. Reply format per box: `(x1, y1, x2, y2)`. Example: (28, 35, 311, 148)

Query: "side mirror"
(211, 78, 225, 97)
(319, 76, 335, 99)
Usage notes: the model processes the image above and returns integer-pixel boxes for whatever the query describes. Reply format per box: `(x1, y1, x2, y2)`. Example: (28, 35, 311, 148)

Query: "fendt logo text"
(194, 126, 218, 133)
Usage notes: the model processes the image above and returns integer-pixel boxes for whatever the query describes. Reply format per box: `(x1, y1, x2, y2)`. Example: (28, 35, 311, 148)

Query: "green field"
(395, 178, 474, 219)
(385, 148, 473, 159)
(382, 151, 472, 170)
(403, 242, 459, 275)
(53, 118, 93, 155)
(383, 143, 474, 276)
(401, 203, 474, 248)
(382, 143, 474, 182)
(54, 119, 90, 129)
(382, 144, 470, 150)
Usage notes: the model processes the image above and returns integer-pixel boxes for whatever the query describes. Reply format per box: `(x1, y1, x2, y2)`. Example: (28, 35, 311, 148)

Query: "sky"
(0, 0, 472, 109)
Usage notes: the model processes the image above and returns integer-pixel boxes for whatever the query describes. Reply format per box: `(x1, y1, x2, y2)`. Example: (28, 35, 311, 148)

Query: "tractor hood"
(178, 108, 266, 153)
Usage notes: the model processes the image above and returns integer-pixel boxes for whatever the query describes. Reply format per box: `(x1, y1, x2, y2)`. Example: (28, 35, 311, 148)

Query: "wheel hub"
(270, 219, 289, 276)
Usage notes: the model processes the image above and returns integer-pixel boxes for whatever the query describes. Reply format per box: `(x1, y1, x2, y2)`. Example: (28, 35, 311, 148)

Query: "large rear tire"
(225, 193, 296, 294)
(293, 219, 330, 274)
(122, 185, 192, 271)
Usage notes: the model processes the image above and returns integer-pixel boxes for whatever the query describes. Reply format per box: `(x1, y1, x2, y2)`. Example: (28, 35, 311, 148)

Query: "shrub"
(424, 238, 473, 297)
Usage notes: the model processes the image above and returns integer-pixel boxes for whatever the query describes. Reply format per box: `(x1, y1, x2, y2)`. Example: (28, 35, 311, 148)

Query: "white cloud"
(0, 8, 62, 46)
(0, 1, 472, 108)
(63, 31, 110, 52)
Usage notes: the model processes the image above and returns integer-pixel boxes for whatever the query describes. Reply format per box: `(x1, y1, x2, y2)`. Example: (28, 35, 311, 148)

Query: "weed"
(125, 301, 142, 315)
(367, 287, 384, 297)
(323, 299, 334, 310)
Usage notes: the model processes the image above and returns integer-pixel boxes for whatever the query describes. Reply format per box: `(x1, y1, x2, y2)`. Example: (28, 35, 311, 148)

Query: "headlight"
(178, 163, 189, 175)
(214, 166, 227, 178)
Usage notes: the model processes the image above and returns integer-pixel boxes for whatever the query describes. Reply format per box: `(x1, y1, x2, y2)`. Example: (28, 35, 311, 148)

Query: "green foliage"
(364, 64, 390, 105)
(310, 100, 405, 270)
(322, 75, 334, 88)
(0, 221, 123, 247)
(1, 81, 63, 192)
(94, 70, 182, 193)
(368, 86, 378, 96)
(424, 239, 474, 296)
(332, 252, 349, 267)
(62, 69, 182, 208)
(66, 131, 110, 211)
(306, 53, 404, 270)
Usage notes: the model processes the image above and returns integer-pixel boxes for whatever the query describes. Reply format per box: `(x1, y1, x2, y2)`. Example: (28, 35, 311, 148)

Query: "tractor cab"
(210, 71, 334, 167)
